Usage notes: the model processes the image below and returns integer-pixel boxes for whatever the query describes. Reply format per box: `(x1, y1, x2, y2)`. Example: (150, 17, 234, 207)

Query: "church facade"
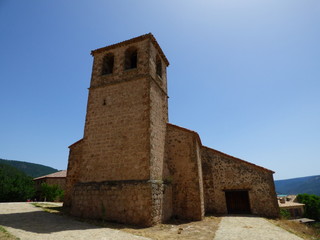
(64, 34, 279, 226)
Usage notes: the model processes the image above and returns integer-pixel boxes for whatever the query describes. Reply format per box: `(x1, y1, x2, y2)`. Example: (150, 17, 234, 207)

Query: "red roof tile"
(33, 170, 67, 180)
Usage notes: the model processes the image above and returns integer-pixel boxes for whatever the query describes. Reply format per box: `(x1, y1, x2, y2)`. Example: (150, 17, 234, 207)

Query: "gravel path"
(214, 216, 303, 240)
(0, 203, 150, 240)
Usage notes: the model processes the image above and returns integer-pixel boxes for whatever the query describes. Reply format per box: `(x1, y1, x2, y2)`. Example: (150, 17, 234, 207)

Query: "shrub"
(40, 183, 64, 202)
(280, 209, 291, 219)
(297, 193, 320, 221)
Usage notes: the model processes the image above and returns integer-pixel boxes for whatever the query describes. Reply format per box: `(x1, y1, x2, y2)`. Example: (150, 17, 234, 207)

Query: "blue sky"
(0, 0, 319, 180)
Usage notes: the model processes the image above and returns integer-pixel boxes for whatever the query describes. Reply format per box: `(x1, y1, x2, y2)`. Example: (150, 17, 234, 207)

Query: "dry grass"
(32, 203, 64, 215)
(33, 203, 221, 240)
(269, 219, 320, 240)
(121, 216, 221, 240)
(75, 216, 220, 240)
(0, 226, 20, 240)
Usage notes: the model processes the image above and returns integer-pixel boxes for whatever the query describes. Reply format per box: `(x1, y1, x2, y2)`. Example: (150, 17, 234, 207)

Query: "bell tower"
(66, 34, 171, 226)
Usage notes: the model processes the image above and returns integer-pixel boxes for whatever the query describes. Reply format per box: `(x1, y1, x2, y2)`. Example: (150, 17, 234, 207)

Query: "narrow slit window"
(156, 55, 162, 78)
(101, 53, 114, 75)
(125, 47, 138, 70)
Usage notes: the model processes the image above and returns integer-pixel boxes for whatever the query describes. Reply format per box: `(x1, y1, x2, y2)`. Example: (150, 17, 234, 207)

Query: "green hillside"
(275, 175, 320, 196)
(0, 158, 59, 178)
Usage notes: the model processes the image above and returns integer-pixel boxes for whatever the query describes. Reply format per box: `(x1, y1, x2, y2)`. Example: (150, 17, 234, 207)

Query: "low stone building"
(33, 170, 67, 191)
(278, 195, 305, 218)
(64, 33, 279, 226)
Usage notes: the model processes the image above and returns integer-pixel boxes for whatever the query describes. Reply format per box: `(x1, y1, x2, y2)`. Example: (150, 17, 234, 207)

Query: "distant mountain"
(0, 158, 59, 178)
(275, 175, 320, 196)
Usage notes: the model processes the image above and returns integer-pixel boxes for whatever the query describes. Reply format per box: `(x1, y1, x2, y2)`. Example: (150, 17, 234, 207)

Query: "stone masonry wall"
(161, 184, 173, 222)
(149, 79, 168, 180)
(165, 124, 204, 220)
(45, 178, 66, 190)
(201, 147, 279, 218)
(148, 41, 168, 93)
(79, 78, 150, 182)
(66, 35, 171, 225)
(70, 180, 166, 226)
(90, 38, 150, 89)
(64, 140, 83, 207)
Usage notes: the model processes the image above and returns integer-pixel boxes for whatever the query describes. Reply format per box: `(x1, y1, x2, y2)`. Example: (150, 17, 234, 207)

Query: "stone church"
(64, 33, 279, 226)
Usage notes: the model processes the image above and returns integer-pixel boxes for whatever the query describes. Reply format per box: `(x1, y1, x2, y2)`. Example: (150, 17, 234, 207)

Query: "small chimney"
(280, 197, 286, 204)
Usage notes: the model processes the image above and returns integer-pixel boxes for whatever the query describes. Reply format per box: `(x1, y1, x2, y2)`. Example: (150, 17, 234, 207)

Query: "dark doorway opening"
(225, 190, 251, 214)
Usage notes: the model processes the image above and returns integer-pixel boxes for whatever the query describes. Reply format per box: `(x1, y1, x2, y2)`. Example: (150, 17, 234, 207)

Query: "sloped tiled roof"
(279, 201, 305, 208)
(33, 170, 67, 180)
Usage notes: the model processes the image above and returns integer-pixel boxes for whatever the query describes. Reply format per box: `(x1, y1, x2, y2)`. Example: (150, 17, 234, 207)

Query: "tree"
(40, 183, 64, 202)
(297, 193, 320, 221)
(0, 163, 35, 202)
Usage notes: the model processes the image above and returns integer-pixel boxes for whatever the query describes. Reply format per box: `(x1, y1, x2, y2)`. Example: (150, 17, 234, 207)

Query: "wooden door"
(225, 190, 251, 214)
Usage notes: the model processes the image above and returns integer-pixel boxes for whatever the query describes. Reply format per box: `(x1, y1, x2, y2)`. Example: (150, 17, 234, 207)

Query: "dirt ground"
(0, 202, 150, 240)
(117, 216, 220, 240)
(0, 202, 220, 240)
(34, 203, 221, 240)
(1, 202, 318, 240)
(214, 215, 304, 240)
